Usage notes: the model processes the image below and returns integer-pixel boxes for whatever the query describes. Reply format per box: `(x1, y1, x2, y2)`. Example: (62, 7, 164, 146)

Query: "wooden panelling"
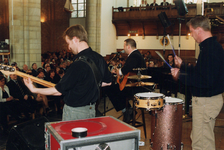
(112, 3, 224, 36)
(41, 0, 70, 54)
(105, 49, 196, 66)
(0, 0, 9, 41)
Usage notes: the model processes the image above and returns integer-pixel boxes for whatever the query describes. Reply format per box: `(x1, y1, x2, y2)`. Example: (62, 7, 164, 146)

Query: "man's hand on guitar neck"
(23, 77, 62, 96)
(116, 68, 122, 77)
(23, 78, 36, 93)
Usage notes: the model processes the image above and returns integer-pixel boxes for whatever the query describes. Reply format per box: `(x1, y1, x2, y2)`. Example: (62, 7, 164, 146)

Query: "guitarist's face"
(65, 36, 78, 54)
(123, 42, 128, 54)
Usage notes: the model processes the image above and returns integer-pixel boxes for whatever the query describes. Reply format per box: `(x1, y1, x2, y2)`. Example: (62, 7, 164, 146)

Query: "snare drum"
(134, 92, 165, 110)
(151, 97, 183, 150)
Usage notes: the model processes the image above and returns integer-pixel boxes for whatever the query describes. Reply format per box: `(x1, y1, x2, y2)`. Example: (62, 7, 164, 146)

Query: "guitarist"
(108, 38, 146, 123)
(24, 25, 112, 121)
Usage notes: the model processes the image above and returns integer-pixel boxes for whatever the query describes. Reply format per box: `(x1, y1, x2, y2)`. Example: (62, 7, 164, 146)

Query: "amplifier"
(45, 116, 140, 150)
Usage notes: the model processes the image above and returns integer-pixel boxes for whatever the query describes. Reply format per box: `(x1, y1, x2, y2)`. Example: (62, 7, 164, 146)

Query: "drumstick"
(167, 34, 176, 56)
(155, 51, 172, 69)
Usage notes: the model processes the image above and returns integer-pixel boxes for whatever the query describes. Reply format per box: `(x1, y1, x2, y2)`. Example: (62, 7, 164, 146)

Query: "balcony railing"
(112, 3, 224, 21)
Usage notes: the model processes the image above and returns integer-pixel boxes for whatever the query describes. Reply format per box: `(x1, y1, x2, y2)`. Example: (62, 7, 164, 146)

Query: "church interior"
(0, 0, 224, 149)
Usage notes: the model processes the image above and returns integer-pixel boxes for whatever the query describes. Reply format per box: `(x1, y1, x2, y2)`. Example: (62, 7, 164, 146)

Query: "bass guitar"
(0, 65, 55, 88)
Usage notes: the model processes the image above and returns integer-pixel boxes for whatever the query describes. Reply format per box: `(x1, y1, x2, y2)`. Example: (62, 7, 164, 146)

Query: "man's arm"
(102, 82, 111, 87)
(23, 78, 62, 96)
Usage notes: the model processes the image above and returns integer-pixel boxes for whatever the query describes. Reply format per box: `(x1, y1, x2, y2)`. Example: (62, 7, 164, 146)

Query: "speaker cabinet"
(45, 116, 140, 150)
(174, 0, 188, 16)
(158, 12, 171, 28)
(6, 117, 49, 150)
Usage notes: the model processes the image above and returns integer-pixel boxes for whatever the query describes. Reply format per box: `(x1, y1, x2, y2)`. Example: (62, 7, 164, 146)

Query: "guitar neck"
(15, 71, 56, 88)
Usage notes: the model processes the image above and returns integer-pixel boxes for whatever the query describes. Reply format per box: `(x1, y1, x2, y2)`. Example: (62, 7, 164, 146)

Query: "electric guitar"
(0, 65, 55, 88)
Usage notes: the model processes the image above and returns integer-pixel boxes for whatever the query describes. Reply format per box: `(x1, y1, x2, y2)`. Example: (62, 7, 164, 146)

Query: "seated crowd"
(0, 50, 72, 135)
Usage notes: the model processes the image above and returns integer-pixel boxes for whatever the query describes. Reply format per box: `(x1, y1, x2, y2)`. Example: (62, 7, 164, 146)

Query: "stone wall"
(9, 0, 41, 68)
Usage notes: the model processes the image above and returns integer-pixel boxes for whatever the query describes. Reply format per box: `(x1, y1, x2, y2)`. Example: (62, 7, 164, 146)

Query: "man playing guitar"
(108, 38, 146, 123)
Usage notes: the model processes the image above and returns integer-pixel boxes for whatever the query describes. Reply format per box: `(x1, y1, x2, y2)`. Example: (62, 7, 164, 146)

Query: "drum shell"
(134, 92, 164, 110)
(151, 102, 183, 150)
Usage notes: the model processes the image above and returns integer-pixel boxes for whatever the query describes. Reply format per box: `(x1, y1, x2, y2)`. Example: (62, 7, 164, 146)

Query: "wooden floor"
(1, 92, 224, 150)
(99, 95, 224, 150)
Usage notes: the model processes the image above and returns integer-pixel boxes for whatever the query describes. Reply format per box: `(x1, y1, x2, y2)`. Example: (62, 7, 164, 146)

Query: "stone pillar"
(86, 0, 101, 54)
(9, 0, 41, 68)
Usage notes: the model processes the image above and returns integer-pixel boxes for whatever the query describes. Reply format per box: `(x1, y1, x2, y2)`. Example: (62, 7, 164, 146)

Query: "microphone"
(116, 50, 125, 54)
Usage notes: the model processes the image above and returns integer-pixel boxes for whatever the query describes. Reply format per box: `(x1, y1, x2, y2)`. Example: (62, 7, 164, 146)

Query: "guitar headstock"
(0, 64, 17, 76)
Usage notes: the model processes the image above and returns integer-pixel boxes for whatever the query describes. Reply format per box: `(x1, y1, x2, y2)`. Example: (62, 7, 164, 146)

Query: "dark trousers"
(104, 83, 149, 111)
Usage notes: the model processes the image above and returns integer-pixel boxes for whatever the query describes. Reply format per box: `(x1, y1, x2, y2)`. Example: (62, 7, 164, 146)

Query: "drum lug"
(167, 143, 172, 149)
(181, 142, 184, 150)
(150, 141, 153, 148)
(175, 105, 177, 111)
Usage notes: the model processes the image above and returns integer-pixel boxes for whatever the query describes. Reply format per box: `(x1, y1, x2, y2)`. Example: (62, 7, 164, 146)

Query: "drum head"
(165, 97, 183, 103)
(135, 92, 164, 99)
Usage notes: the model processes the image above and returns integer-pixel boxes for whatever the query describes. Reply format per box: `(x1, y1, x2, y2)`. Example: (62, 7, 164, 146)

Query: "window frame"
(71, 0, 86, 18)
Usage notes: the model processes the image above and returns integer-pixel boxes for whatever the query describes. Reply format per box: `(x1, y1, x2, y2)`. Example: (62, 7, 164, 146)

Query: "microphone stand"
(107, 53, 120, 66)
(107, 53, 118, 66)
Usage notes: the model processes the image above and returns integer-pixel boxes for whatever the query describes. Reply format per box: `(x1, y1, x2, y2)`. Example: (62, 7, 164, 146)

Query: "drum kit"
(131, 71, 183, 150)
(125, 68, 155, 90)
(124, 68, 184, 149)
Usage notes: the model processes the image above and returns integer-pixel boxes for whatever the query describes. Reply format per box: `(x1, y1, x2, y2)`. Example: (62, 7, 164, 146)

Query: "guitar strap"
(75, 56, 102, 103)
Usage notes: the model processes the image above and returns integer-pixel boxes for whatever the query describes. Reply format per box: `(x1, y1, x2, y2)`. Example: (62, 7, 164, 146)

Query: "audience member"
(150, 0, 158, 10)
(164, 54, 175, 68)
(7, 74, 37, 119)
(31, 63, 38, 77)
(161, 0, 169, 6)
(21, 64, 28, 73)
(0, 75, 22, 134)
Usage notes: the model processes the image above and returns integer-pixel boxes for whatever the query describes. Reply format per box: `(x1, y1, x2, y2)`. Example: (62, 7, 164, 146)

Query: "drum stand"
(132, 101, 147, 139)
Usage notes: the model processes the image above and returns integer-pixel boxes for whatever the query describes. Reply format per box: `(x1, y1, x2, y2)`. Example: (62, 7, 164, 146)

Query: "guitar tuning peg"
(0, 65, 5, 70)
(4, 66, 9, 71)
(9, 67, 15, 72)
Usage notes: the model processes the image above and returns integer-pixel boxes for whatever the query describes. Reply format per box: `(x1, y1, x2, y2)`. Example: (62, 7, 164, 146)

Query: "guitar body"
(117, 72, 130, 91)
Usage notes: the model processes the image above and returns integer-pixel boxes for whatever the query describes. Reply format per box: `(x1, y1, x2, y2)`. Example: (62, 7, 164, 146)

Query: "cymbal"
(128, 75, 152, 80)
(140, 82, 154, 86)
(125, 82, 154, 87)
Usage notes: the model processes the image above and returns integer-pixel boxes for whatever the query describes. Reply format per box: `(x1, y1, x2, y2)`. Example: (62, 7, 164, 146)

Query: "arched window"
(71, 0, 86, 18)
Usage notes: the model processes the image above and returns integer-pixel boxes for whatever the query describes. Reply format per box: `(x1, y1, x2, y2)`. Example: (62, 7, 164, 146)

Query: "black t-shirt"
(55, 47, 111, 107)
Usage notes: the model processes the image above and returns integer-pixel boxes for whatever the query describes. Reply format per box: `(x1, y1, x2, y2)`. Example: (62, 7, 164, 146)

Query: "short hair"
(0, 75, 6, 81)
(32, 63, 36, 67)
(167, 53, 174, 58)
(62, 24, 88, 43)
(124, 38, 136, 49)
(58, 68, 65, 75)
(49, 69, 55, 74)
(11, 62, 17, 67)
(186, 15, 211, 31)
(37, 68, 44, 75)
